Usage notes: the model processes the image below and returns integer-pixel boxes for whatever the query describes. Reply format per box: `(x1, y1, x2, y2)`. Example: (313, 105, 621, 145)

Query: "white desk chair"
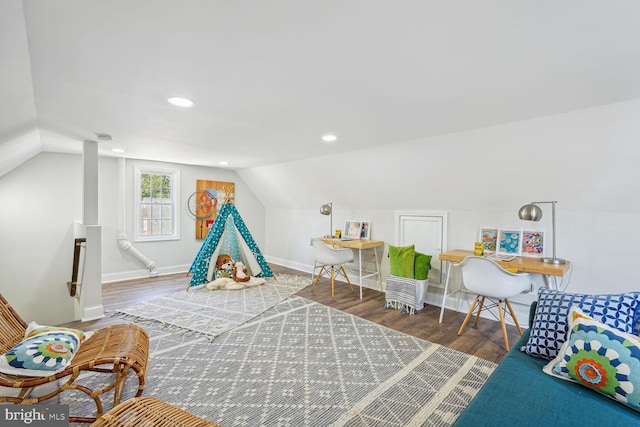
(457, 256, 531, 351)
(310, 239, 354, 297)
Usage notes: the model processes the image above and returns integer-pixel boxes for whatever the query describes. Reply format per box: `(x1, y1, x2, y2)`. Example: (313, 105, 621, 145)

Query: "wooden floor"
(63, 264, 521, 364)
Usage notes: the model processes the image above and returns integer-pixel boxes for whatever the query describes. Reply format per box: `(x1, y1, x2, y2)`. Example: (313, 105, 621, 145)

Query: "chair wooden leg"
(498, 300, 510, 351)
(505, 299, 523, 335)
(330, 267, 335, 297)
(340, 266, 354, 291)
(311, 266, 325, 292)
(458, 296, 479, 336)
(474, 296, 485, 326)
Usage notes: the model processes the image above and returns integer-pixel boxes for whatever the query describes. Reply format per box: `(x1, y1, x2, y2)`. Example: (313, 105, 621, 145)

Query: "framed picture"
(360, 221, 371, 239)
(194, 180, 235, 239)
(479, 227, 498, 253)
(497, 229, 522, 255)
(521, 230, 545, 257)
(346, 220, 362, 239)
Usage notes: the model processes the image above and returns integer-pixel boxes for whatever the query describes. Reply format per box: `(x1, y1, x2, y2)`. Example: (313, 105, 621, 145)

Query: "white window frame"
(134, 166, 180, 242)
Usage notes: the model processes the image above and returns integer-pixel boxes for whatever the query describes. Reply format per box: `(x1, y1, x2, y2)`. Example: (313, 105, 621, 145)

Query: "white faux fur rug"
(108, 273, 310, 338)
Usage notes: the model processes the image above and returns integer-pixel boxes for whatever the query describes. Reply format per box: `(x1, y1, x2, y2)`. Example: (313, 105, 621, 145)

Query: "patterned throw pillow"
(0, 323, 89, 377)
(543, 307, 640, 412)
(525, 288, 640, 360)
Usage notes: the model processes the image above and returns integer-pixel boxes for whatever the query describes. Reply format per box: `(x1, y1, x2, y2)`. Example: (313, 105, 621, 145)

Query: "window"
(134, 166, 180, 241)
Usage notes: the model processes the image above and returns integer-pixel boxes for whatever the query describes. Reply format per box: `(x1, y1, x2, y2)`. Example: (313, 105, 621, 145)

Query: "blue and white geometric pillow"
(525, 288, 640, 360)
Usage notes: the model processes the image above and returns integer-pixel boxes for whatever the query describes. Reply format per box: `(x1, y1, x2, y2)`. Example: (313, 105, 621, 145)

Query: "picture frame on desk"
(345, 220, 362, 239)
(521, 230, 545, 258)
(360, 221, 371, 239)
(497, 229, 522, 255)
(344, 220, 371, 239)
(479, 227, 498, 253)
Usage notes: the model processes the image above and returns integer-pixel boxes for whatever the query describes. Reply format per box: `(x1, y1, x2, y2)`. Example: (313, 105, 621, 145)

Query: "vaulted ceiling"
(2, 0, 640, 173)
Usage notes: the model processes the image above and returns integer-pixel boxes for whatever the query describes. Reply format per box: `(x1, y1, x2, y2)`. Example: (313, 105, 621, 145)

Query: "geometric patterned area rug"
(109, 273, 310, 339)
(67, 296, 496, 426)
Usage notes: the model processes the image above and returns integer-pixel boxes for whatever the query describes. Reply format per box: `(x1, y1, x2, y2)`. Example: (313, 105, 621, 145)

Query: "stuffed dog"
(233, 261, 251, 282)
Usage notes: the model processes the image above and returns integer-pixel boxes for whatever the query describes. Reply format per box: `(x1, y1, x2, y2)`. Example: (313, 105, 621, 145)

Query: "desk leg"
(543, 274, 561, 291)
(358, 249, 363, 299)
(374, 246, 381, 291)
(439, 261, 454, 323)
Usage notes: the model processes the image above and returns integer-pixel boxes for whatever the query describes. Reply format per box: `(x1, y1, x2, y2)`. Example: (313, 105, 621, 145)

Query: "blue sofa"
(454, 328, 640, 426)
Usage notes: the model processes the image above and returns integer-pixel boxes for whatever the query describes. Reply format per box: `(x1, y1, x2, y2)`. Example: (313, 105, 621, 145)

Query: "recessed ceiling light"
(322, 134, 337, 143)
(167, 96, 195, 107)
(112, 148, 125, 153)
(219, 161, 229, 166)
(96, 133, 113, 141)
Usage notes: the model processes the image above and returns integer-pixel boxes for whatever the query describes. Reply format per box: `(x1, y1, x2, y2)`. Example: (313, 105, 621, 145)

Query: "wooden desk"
(438, 249, 571, 322)
(318, 238, 385, 299)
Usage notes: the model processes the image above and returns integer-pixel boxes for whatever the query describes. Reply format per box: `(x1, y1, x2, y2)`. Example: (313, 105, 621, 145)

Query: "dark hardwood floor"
(63, 264, 521, 364)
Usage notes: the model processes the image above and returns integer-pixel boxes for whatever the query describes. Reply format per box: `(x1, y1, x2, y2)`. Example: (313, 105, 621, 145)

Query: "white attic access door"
(394, 211, 448, 285)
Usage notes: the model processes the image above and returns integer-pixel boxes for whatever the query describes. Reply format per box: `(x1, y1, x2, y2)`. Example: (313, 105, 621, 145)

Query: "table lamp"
(319, 202, 333, 238)
(518, 201, 566, 265)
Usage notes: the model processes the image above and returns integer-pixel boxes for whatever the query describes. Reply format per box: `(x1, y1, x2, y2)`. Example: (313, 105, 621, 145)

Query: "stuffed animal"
(215, 254, 234, 279)
(233, 261, 251, 282)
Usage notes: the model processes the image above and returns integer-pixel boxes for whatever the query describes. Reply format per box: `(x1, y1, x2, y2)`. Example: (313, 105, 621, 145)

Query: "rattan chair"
(0, 294, 149, 423)
(91, 396, 222, 427)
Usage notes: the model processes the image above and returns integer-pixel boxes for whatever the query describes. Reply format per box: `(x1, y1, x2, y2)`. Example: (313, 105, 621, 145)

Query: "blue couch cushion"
(453, 331, 640, 427)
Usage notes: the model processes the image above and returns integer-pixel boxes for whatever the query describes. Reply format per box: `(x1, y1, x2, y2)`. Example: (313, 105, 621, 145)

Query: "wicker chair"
(0, 294, 149, 423)
(91, 396, 222, 426)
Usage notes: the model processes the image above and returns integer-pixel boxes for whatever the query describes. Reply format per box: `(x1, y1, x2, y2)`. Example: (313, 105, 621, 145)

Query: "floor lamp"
(518, 201, 566, 265)
(320, 202, 333, 238)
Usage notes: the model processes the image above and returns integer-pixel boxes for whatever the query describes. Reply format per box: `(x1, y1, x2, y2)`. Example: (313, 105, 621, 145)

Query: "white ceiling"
(2, 0, 640, 170)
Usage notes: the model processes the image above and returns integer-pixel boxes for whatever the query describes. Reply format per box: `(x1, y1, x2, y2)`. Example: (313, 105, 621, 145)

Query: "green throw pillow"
(389, 244, 415, 278)
(414, 252, 432, 280)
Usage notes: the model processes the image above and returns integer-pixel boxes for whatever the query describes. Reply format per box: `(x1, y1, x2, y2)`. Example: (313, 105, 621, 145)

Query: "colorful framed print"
(479, 227, 498, 253)
(498, 229, 522, 255)
(521, 230, 545, 257)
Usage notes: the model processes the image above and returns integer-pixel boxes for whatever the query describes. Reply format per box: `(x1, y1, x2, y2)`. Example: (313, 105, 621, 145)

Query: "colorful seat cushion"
(543, 306, 640, 412)
(0, 323, 90, 377)
(525, 288, 640, 360)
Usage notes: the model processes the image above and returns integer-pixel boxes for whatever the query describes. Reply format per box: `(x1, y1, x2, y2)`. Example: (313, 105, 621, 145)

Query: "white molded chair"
(310, 239, 354, 297)
(457, 256, 531, 351)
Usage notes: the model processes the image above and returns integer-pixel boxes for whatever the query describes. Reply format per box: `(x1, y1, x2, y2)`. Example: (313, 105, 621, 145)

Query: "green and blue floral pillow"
(544, 306, 640, 412)
(0, 322, 91, 377)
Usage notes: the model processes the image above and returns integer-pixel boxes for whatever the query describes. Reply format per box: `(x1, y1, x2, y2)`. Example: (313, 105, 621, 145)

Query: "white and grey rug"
(109, 273, 310, 338)
(66, 296, 496, 427)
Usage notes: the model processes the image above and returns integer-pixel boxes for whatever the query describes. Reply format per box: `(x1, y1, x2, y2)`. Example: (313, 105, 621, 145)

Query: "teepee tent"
(188, 202, 273, 289)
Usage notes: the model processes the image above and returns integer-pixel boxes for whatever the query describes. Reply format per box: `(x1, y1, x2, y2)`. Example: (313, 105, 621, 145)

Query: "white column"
(80, 140, 104, 321)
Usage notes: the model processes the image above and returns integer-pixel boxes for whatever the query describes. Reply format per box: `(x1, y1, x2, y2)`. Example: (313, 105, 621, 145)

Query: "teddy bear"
(206, 255, 267, 290)
(215, 254, 234, 279)
(233, 261, 251, 282)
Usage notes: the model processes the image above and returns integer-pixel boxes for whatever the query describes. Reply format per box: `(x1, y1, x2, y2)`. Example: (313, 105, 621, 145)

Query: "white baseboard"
(102, 264, 190, 284)
(82, 304, 105, 322)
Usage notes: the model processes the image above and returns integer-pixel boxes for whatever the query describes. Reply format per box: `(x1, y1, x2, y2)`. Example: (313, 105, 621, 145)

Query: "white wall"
(3, 98, 639, 326)
(0, 153, 264, 324)
(242, 99, 640, 322)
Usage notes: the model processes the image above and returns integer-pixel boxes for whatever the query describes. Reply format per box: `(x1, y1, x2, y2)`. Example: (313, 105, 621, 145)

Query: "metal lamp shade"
(320, 203, 333, 237)
(320, 204, 332, 215)
(518, 204, 543, 222)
